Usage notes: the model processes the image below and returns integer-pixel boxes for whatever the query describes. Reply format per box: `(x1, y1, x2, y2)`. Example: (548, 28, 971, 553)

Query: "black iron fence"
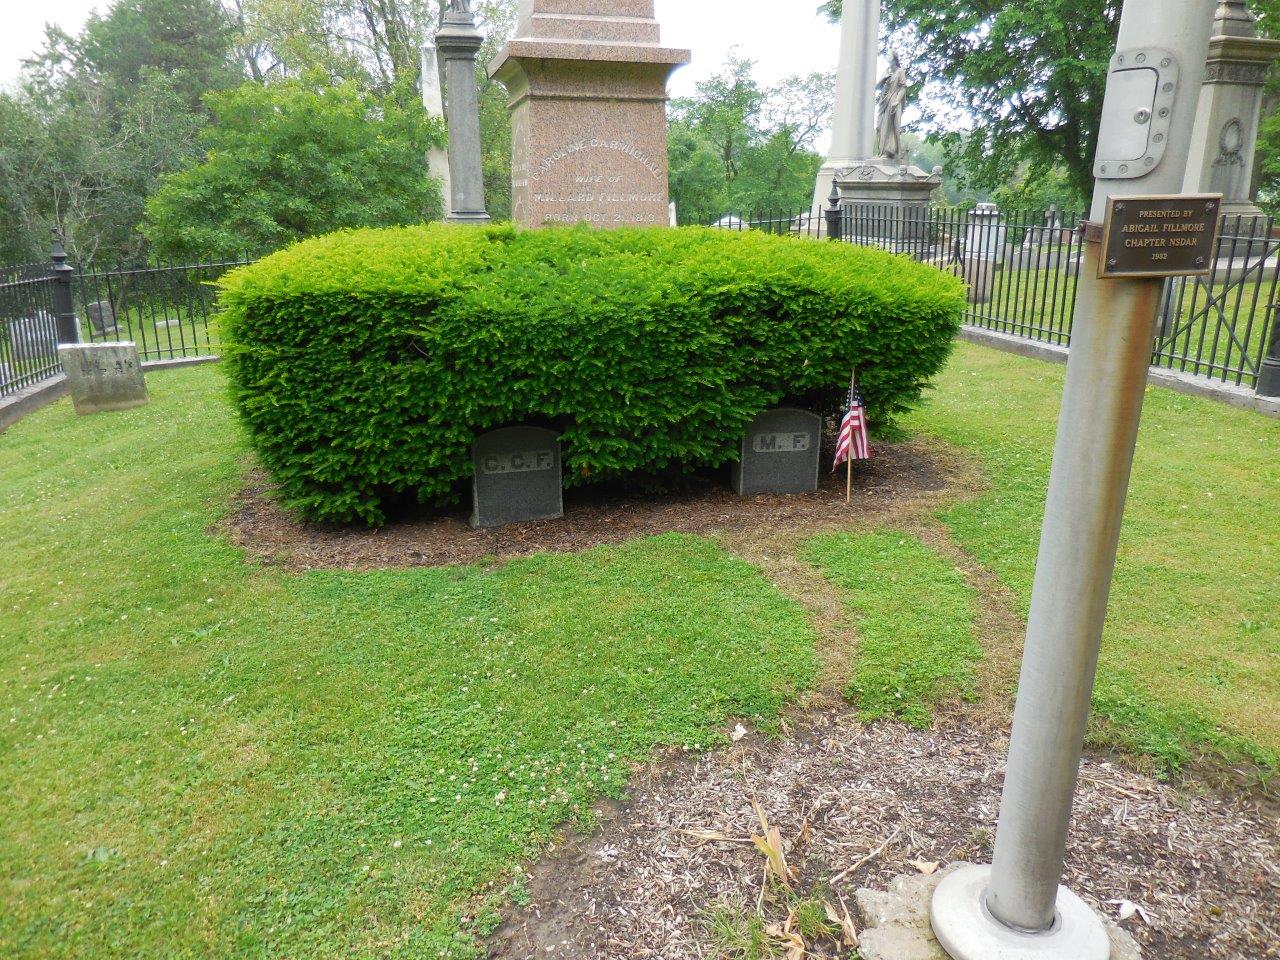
(720, 205, 1280, 397)
(5, 212, 1280, 402)
(1, 251, 250, 398)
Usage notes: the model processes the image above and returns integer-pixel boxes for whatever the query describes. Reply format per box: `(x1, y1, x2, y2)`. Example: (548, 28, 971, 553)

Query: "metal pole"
(50, 233, 80, 346)
(930, 3, 1216, 958)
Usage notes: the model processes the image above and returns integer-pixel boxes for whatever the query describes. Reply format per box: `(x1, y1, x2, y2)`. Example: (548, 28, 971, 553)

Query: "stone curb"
(0, 355, 219, 434)
(958, 326, 1280, 419)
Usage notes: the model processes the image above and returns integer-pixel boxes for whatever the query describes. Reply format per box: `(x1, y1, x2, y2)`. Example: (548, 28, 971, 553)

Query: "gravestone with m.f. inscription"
(732, 408, 823, 497)
(489, 0, 690, 229)
(471, 426, 564, 528)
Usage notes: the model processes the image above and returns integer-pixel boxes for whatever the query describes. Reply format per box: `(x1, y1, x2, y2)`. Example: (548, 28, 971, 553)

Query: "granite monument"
(489, 0, 690, 229)
(86, 301, 119, 337)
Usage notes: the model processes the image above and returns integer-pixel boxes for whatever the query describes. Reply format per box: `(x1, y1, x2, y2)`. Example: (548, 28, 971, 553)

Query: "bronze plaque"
(1098, 194, 1222, 279)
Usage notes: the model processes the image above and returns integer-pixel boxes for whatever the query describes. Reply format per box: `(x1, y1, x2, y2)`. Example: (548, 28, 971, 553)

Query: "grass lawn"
(804, 531, 982, 728)
(0, 367, 816, 959)
(1, 343, 1276, 958)
(905, 342, 1280, 773)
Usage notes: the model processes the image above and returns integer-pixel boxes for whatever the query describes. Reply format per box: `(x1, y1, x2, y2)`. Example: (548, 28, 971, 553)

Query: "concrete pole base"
(930, 865, 1111, 960)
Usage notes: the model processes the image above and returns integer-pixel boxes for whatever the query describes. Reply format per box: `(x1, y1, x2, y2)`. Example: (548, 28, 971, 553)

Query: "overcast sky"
(0, 1, 844, 98)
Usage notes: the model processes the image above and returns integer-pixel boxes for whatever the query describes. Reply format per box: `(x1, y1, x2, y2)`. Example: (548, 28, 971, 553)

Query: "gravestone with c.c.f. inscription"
(731, 408, 823, 497)
(488, 0, 690, 229)
(57, 342, 149, 415)
(471, 426, 564, 528)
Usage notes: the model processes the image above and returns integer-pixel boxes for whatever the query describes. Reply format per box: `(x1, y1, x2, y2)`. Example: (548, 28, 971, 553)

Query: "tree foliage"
(667, 56, 833, 224)
(143, 77, 444, 260)
(823, 0, 1120, 205)
(0, 0, 237, 264)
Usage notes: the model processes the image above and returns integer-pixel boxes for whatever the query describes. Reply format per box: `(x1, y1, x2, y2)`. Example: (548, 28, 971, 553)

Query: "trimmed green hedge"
(219, 224, 965, 524)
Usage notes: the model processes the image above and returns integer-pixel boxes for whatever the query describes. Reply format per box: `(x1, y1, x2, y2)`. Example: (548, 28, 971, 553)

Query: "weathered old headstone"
(731, 409, 823, 497)
(471, 426, 563, 528)
(86, 300, 119, 336)
(57, 342, 149, 415)
(8, 313, 58, 361)
(489, 0, 690, 229)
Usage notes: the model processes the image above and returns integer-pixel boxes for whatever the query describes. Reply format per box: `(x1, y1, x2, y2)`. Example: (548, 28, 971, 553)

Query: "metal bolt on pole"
(930, 2, 1218, 959)
(50, 232, 81, 347)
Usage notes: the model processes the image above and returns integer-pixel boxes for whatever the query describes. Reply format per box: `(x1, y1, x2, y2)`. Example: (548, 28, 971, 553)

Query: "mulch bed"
(487, 713, 1280, 960)
(220, 440, 970, 570)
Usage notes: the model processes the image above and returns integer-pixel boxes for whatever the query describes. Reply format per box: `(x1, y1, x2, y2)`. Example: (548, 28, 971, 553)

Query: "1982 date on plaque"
(1098, 194, 1222, 280)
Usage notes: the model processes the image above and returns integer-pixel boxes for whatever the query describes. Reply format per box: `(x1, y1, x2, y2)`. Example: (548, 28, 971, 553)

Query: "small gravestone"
(731, 408, 823, 496)
(57, 342, 148, 415)
(86, 301, 119, 336)
(8, 313, 58, 360)
(471, 426, 563, 529)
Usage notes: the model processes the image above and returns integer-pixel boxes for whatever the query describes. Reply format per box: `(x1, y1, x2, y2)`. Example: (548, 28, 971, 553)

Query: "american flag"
(833, 379, 870, 470)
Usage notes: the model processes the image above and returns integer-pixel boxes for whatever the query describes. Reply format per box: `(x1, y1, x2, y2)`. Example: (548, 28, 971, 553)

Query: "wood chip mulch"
(487, 713, 1280, 960)
(219, 441, 972, 570)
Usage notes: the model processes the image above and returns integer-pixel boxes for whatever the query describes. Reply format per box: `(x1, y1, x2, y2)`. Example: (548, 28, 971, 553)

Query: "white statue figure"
(875, 52, 909, 162)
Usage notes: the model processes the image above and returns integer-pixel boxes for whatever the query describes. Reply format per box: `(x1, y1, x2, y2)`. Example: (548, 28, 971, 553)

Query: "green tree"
(143, 77, 444, 260)
(1248, 0, 1280, 213)
(0, 0, 240, 264)
(822, 0, 1119, 204)
(668, 56, 832, 223)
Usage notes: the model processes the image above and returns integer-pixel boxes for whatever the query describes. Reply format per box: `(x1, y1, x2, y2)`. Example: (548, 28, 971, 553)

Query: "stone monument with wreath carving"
(1183, 0, 1280, 225)
(488, 0, 690, 229)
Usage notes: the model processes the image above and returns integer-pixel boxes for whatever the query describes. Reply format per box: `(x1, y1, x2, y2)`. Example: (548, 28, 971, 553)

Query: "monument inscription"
(1098, 194, 1222, 278)
(490, 0, 690, 229)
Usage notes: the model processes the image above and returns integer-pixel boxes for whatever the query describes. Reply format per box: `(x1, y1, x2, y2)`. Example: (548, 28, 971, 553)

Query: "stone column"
(436, 7, 491, 225)
(1183, 1, 1280, 221)
(812, 0, 881, 212)
(50, 235, 81, 346)
(489, 1, 690, 230)
(421, 44, 453, 219)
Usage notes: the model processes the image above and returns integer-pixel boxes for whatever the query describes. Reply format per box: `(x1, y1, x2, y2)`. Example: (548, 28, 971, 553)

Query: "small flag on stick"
(834, 370, 870, 503)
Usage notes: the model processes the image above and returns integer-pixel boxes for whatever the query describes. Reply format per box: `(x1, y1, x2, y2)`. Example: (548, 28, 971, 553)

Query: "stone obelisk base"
(489, 3, 689, 230)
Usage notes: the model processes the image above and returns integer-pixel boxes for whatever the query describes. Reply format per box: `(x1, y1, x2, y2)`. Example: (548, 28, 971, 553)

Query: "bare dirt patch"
(219, 440, 977, 571)
(487, 713, 1279, 960)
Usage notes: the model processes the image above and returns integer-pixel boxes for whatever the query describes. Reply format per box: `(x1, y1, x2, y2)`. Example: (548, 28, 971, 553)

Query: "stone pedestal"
(1184, 1, 1280, 226)
(489, 1, 689, 229)
(437, 8, 491, 225)
(835, 161, 943, 243)
(58, 342, 148, 415)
